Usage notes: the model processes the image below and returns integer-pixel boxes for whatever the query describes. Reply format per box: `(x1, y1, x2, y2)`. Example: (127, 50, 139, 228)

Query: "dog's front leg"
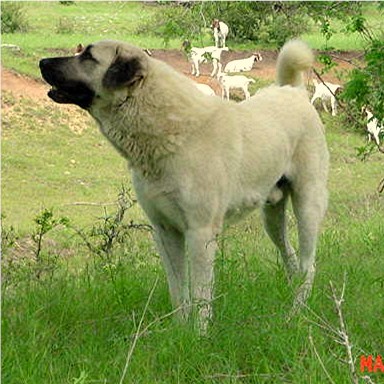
(185, 227, 217, 332)
(154, 225, 190, 320)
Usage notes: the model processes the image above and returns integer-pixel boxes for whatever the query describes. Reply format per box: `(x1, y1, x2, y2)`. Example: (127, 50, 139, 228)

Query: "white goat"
(365, 110, 383, 146)
(212, 19, 229, 48)
(183, 41, 228, 77)
(194, 83, 216, 96)
(224, 53, 263, 73)
(219, 74, 255, 101)
(311, 79, 341, 116)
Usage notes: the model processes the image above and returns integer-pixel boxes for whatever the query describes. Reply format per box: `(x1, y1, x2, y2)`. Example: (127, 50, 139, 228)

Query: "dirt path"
(1, 67, 47, 99)
(1, 49, 361, 99)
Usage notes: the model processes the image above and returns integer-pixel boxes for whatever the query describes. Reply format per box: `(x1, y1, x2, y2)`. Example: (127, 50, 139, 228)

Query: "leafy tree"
(142, 1, 364, 48)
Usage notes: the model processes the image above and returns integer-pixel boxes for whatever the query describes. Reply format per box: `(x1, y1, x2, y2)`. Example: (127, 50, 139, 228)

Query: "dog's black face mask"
(39, 56, 95, 110)
(40, 42, 149, 111)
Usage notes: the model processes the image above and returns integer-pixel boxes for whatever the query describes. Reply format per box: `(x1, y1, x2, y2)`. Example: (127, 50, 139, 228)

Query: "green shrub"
(1, 2, 28, 33)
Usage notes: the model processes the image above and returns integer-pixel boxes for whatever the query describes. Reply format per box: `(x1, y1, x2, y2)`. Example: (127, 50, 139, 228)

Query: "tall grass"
(3, 208, 383, 383)
(2, 94, 383, 382)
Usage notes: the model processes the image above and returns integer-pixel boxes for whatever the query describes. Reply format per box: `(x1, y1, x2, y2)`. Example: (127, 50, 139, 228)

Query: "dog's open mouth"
(40, 58, 95, 109)
(48, 85, 72, 104)
(46, 81, 95, 110)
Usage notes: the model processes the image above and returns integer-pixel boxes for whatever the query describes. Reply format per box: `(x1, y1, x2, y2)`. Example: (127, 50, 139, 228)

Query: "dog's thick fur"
(40, 39, 329, 330)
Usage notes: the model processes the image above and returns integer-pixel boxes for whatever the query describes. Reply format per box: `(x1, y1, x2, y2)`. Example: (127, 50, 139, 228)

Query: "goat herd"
(182, 19, 263, 102)
(181, 19, 382, 145)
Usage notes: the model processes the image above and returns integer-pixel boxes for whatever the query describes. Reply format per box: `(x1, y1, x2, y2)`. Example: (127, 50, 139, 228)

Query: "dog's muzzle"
(39, 58, 95, 110)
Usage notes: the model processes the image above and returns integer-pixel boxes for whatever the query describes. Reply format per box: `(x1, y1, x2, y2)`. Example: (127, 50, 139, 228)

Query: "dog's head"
(39, 40, 149, 110)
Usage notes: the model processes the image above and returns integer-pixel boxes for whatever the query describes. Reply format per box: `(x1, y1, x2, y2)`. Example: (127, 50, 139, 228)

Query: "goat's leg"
(243, 86, 251, 100)
(210, 59, 218, 77)
(215, 62, 222, 78)
(192, 58, 200, 77)
(373, 132, 380, 146)
(214, 30, 219, 48)
(331, 97, 337, 116)
(321, 98, 329, 113)
(226, 87, 230, 101)
(221, 86, 225, 100)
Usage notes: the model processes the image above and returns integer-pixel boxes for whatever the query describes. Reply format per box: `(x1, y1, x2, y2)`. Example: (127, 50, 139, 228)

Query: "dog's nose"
(39, 58, 57, 84)
(39, 58, 51, 71)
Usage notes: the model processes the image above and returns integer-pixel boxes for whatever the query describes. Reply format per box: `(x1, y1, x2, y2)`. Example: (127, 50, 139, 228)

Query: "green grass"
(2, 88, 384, 383)
(1, 1, 182, 78)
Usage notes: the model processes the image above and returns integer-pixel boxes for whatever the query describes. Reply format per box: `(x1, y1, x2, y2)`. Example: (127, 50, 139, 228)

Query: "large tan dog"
(40, 40, 329, 330)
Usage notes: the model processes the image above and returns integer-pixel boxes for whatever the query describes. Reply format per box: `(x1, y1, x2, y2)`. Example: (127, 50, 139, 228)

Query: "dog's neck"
(89, 59, 217, 178)
(90, 97, 192, 179)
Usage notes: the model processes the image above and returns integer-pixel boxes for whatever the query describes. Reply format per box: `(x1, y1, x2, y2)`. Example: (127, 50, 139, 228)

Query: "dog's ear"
(103, 50, 146, 89)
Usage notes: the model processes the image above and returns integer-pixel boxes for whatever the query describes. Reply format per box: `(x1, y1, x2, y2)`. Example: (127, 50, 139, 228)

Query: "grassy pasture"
(2, 86, 384, 384)
(2, 2, 384, 384)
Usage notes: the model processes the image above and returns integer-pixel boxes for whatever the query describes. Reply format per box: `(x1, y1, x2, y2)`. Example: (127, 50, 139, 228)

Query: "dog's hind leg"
(154, 225, 190, 320)
(290, 180, 328, 311)
(262, 183, 299, 278)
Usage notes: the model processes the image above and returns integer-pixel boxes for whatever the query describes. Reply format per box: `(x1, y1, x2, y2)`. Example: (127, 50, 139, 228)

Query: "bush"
(139, 2, 310, 47)
(342, 38, 384, 123)
(1, 2, 28, 33)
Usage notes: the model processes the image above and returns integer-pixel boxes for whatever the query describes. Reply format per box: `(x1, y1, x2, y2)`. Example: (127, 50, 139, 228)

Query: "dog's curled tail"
(276, 40, 313, 88)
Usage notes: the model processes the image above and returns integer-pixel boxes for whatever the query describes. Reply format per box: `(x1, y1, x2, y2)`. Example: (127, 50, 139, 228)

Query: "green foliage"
(141, 1, 365, 48)
(31, 209, 69, 278)
(342, 38, 384, 121)
(1, 209, 69, 288)
(311, 2, 384, 160)
(1, 214, 19, 252)
(142, 2, 310, 47)
(1, 2, 29, 33)
(341, 37, 384, 164)
(74, 187, 152, 264)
